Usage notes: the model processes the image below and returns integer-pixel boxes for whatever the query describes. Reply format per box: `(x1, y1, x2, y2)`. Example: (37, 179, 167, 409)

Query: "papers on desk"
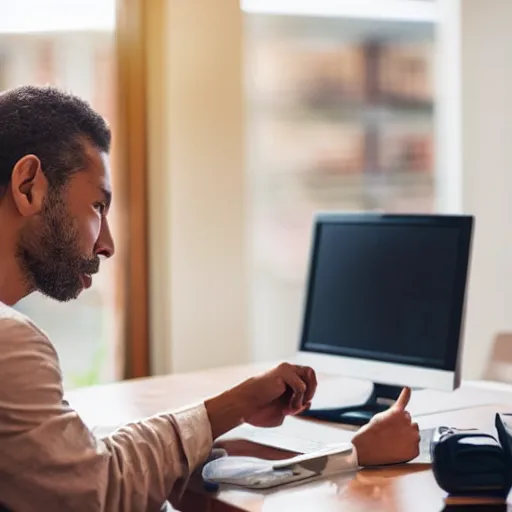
(221, 417, 434, 464)
(210, 425, 434, 493)
(218, 416, 355, 454)
(407, 388, 495, 417)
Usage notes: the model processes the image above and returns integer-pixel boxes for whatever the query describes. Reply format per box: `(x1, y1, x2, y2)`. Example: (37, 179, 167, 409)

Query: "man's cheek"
(81, 217, 102, 253)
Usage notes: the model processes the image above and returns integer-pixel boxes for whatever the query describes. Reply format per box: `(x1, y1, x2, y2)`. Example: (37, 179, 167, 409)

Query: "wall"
(148, 0, 512, 381)
(148, 0, 250, 374)
(459, 0, 512, 379)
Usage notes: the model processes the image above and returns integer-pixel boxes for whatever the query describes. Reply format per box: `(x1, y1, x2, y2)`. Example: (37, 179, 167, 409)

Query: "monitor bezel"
(298, 212, 473, 378)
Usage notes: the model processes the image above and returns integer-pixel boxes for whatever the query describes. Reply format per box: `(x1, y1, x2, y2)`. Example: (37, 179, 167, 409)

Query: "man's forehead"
(82, 146, 112, 189)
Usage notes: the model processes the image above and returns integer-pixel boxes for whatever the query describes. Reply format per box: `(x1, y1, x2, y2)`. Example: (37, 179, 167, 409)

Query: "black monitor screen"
(300, 215, 473, 371)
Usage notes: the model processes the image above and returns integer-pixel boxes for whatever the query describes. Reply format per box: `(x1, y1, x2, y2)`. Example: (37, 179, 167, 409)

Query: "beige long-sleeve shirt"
(0, 302, 213, 512)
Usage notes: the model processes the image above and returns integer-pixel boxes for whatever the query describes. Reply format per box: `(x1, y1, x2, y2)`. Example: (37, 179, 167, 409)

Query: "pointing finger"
(394, 387, 411, 411)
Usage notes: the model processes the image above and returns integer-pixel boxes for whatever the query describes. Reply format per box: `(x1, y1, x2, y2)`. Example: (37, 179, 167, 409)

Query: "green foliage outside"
(69, 343, 107, 388)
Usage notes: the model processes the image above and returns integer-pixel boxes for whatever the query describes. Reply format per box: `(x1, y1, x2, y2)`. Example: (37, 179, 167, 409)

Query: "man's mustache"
(81, 258, 100, 275)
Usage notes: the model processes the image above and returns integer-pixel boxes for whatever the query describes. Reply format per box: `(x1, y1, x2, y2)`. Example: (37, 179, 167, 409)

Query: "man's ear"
(10, 155, 48, 216)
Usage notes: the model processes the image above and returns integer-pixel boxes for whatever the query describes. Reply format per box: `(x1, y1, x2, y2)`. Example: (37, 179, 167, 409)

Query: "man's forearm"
(204, 380, 254, 439)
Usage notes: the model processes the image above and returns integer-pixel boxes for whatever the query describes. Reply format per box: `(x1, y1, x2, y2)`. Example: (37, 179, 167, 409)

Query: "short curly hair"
(0, 85, 111, 196)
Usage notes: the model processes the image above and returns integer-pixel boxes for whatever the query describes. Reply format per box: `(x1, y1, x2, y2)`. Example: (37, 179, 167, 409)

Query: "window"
(243, 1, 438, 361)
(0, 0, 121, 389)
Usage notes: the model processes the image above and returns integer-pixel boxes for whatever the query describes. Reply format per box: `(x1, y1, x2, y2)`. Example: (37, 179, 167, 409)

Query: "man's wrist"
(204, 382, 253, 439)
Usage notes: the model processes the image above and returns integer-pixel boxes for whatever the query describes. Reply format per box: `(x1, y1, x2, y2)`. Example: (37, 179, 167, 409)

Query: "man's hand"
(242, 363, 317, 427)
(351, 387, 420, 467)
(204, 363, 317, 439)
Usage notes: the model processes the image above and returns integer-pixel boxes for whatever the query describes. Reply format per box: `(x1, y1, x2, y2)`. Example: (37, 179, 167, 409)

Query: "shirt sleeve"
(0, 318, 213, 512)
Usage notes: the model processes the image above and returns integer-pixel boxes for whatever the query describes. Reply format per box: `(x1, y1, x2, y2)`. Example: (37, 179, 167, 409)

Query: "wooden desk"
(66, 364, 512, 512)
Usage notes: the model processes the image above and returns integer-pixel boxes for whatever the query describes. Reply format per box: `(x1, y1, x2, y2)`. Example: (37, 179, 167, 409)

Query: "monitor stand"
(299, 382, 403, 426)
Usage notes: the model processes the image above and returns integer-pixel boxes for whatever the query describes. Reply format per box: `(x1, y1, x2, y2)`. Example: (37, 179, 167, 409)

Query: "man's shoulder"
(0, 302, 56, 356)
(0, 302, 41, 335)
(0, 302, 32, 325)
(0, 304, 63, 413)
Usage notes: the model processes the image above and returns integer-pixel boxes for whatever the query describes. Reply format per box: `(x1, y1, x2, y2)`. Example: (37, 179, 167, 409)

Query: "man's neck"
(0, 208, 31, 306)
(0, 253, 29, 306)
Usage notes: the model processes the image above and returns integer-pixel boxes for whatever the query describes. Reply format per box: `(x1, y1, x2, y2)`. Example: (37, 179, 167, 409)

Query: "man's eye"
(94, 202, 106, 214)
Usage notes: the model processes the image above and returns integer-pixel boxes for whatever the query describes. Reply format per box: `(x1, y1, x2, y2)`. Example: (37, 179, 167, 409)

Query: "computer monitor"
(297, 213, 473, 425)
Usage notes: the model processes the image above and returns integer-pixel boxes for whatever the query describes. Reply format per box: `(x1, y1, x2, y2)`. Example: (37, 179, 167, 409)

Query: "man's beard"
(15, 190, 99, 302)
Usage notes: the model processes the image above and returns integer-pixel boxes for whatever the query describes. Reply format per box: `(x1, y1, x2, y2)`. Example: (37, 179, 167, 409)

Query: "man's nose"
(95, 219, 115, 259)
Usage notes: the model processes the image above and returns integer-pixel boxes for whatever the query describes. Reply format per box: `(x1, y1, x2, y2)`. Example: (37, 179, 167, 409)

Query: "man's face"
(15, 143, 114, 302)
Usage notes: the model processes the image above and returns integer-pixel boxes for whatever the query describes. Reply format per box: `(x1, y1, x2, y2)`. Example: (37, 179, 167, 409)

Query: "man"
(0, 85, 420, 511)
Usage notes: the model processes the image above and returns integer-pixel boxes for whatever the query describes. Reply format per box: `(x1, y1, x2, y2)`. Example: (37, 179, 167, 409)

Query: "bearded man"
(0, 86, 419, 511)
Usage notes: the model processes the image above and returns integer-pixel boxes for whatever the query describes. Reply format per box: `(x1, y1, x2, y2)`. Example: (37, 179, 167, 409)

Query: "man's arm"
(0, 315, 419, 511)
(0, 319, 213, 512)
